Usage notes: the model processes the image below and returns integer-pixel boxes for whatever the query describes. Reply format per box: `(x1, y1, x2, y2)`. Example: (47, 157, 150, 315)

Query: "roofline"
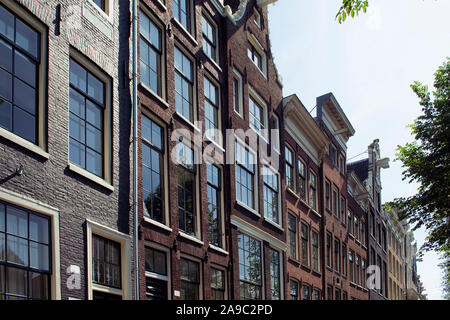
(317, 92, 356, 137)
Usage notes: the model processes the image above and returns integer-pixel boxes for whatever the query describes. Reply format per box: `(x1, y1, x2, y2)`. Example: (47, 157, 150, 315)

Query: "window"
(93, 235, 121, 289)
(362, 259, 366, 288)
(348, 210, 353, 235)
(249, 95, 266, 136)
(253, 8, 261, 29)
(93, 0, 106, 12)
(69, 56, 110, 179)
(340, 196, 346, 224)
(232, 70, 243, 117)
(334, 238, 340, 272)
(263, 165, 280, 225)
(210, 267, 225, 300)
(272, 114, 280, 153)
(342, 244, 347, 277)
(302, 284, 311, 300)
(330, 144, 337, 167)
(202, 15, 217, 62)
(325, 180, 331, 211)
(285, 146, 294, 191)
(207, 162, 222, 248)
(248, 42, 262, 70)
(332, 188, 338, 218)
(382, 227, 387, 251)
(309, 171, 317, 210)
(174, 46, 194, 122)
(204, 76, 220, 144)
(298, 159, 306, 201)
(349, 250, 354, 283)
(335, 288, 341, 300)
(0, 203, 51, 300)
(142, 115, 164, 223)
(288, 214, 297, 260)
(173, 0, 193, 34)
(377, 223, 381, 245)
(354, 215, 360, 241)
(0, 3, 46, 147)
(313, 288, 321, 300)
(371, 213, 375, 236)
(339, 155, 345, 174)
(140, 10, 163, 97)
(343, 291, 348, 300)
(290, 279, 298, 300)
(238, 233, 262, 300)
(145, 247, 169, 300)
(180, 258, 200, 300)
(326, 232, 332, 268)
(235, 141, 256, 209)
(301, 223, 309, 267)
(312, 230, 320, 272)
(327, 286, 333, 300)
(177, 141, 197, 236)
(355, 254, 361, 285)
(269, 249, 281, 300)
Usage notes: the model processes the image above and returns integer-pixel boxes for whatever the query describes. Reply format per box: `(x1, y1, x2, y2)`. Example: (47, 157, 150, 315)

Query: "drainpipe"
(131, 0, 139, 300)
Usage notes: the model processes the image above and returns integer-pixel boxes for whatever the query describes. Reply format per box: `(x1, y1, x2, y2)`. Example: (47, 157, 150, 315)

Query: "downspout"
(132, 0, 139, 300)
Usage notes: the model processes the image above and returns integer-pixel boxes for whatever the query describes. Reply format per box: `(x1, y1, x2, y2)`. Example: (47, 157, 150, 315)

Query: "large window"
(326, 232, 332, 268)
(348, 210, 353, 235)
(235, 141, 256, 209)
(361, 222, 366, 246)
(142, 115, 164, 223)
(288, 214, 297, 260)
(249, 96, 265, 136)
(177, 141, 197, 236)
(210, 267, 225, 300)
(145, 247, 168, 300)
(174, 46, 194, 121)
(355, 254, 361, 285)
(312, 230, 320, 272)
(313, 288, 321, 300)
(302, 284, 311, 300)
(325, 180, 331, 211)
(232, 69, 243, 117)
(238, 233, 262, 300)
(309, 171, 317, 210)
(354, 215, 360, 241)
(180, 258, 200, 300)
(263, 165, 280, 225)
(248, 42, 262, 70)
(92, 235, 121, 289)
(298, 159, 306, 201)
(301, 223, 309, 267)
(332, 188, 338, 218)
(269, 249, 281, 300)
(290, 279, 298, 300)
(173, 0, 193, 34)
(349, 250, 354, 283)
(0, 203, 51, 300)
(207, 162, 221, 248)
(285, 146, 294, 191)
(342, 244, 347, 277)
(340, 196, 346, 224)
(334, 238, 340, 273)
(204, 77, 219, 143)
(202, 15, 217, 62)
(140, 10, 163, 97)
(69, 57, 106, 178)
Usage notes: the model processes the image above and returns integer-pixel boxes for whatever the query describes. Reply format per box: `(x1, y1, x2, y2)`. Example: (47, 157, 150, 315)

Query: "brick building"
(0, 0, 133, 300)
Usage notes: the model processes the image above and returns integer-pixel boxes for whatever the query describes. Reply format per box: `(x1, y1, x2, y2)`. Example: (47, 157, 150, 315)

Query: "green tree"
(390, 58, 450, 298)
(336, 0, 369, 23)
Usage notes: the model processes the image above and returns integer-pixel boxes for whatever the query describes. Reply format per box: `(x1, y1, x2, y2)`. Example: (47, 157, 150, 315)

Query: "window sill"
(310, 208, 321, 218)
(155, 0, 167, 11)
(86, 0, 114, 25)
(172, 18, 198, 46)
(174, 112, 201, 133)
(263, 217, 284, 232)
(209, 244, 229, 256)
(68, 163, 114, 192)
(179, 231, 204, 246)
(312, 269, 322, 277)
(286, 187, 299, 199)
(91, 283, 123, 298)
(202, 50, 222, 73)
(204, 134, 225, 153)
(233, 109, 244, 120)
(235, 200, 261, 218)
(249, 126, 269, 144)
(140, 83, 169, 108)
(0, 128, 49, 159)
(288, 257, 301, 265)
(143, 216, 172, 232)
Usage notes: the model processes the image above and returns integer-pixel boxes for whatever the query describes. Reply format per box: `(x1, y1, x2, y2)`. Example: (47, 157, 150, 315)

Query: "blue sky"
(268, 0, 450, 299)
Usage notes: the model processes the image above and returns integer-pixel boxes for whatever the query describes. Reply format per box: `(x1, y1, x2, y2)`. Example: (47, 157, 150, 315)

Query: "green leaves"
(336, 0, 369, 24)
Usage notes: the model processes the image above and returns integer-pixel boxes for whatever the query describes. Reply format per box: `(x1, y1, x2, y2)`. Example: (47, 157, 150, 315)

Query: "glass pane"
(0, 68, 12, 101)
(6, 206, 27, 237)
(0, 5, 14, 41)
(69, 138, 86, 169)
(88, 73, 104, 105)
(0, 204, 4, 232)
(14, 50, 36, 87)
(0, 233, 4, 261)
(151, 118, 162, 150)
(151, 149, 160, 172)
(13, 78, 36, 115)
(153, 249, 166, 275)
(70, 59, 87, 92)
(29, 272, 48, 300)
(86, 124, 102, 153)
(150, 22, 160, 50)
(69, 113, 85, 143)
(140, 60, 149, 88)
(6, 267, 27, 297)
(174, 47, 182, 72)
(142, 166, 151, 192)
(139, 11, 150, 41)
(15, 19, 38, 58)
(0, 101, 11, 131)
(6, 235, 28, 266)
(69, 88, 85, 118)
(29, 214, 48, 244)
(30, 242, 49, 271)
(86, 148, 102, 177)
(0, 39, 12, 72)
